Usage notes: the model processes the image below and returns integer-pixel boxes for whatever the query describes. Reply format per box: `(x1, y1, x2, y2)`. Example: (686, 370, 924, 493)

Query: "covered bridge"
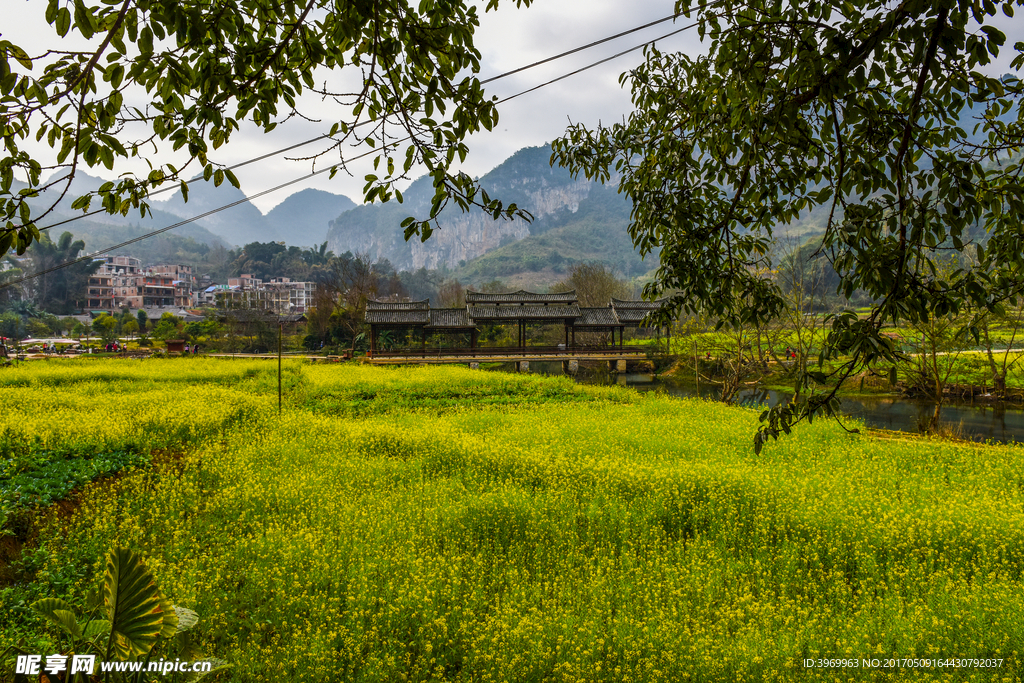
(365, 290, 668, 357)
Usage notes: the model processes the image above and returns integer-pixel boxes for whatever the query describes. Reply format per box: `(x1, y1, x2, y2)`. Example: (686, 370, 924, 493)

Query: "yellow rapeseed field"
(1, 358, 1022, 681)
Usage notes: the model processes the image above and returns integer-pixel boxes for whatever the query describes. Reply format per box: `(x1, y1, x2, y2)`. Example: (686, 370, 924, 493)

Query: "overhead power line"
(499, 20, 698, 104)
(479, 11, 687, 85)
(26, 7, 705, 235)
(4, 18, 698, 290)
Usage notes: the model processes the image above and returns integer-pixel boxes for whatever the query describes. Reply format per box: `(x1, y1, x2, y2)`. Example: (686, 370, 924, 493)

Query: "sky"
(183, 0, 698, 212)
(3, 0, 1023, 214)
(1, 0, 701, 211)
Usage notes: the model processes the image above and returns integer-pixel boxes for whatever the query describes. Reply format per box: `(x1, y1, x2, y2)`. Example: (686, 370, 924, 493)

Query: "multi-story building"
(78, 254, 313, 314)
(98, 258, 195, 310)
(212, 274, 265, 309)
(112, 273, 176, 309)
(100, 256, 143, 310)
(84, 272, 114, 312)
(100, 255, 142, 276)
(198, 284, 231, 308)
(149, 264, 196, 308)
(263, 277, 316, 314)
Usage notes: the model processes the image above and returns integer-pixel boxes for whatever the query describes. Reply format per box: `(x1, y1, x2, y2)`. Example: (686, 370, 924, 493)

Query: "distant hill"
(265, 188, 356, 247)
(154, 179, 281, 246)
(19, 172, 357, 251)
(15, 172, 231, 254)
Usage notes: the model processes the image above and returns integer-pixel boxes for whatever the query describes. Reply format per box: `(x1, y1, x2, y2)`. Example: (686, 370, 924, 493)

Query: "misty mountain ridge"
(26, 171, 356, 252)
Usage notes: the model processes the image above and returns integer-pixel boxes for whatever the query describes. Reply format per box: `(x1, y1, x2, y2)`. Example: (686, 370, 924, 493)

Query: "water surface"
(515, 361, 1024, 444)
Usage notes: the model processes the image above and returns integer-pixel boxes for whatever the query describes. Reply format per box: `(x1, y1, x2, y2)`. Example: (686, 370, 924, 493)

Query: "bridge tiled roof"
(428, 309, 474, 328)
(610, 298, 669, 324)
(467, 304, 582, 321)
(365, 299, 431, 325)
(364, 297, 669, 326)
(576, 307, 621, 327)
(365, 310, 430, 325)
(365, 299, 430, 311)
(465, 290, 577, 304)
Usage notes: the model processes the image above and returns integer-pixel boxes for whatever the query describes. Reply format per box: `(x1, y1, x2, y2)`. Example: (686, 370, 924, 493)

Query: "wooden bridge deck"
(365, 346, 648, 365)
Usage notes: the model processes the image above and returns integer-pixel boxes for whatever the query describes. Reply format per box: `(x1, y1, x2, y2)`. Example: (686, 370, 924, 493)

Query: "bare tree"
(436, 279, 466, 308)
(550, 263, 630, 307)
(981, 308, 1024, 398)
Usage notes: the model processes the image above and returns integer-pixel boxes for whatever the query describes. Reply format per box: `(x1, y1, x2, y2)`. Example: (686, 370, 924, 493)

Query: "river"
(511, 361, 1024, 444)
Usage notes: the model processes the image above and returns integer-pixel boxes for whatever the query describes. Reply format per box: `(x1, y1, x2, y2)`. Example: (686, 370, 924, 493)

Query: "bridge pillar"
(562, 359, 579, 375)
(469, 362, 480, 370)
(615, 359, 627, 373)
(518, 360, 530, 373)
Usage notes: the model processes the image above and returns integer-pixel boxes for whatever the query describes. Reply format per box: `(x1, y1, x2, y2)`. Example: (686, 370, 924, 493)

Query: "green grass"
(2, 360, 1023, 681)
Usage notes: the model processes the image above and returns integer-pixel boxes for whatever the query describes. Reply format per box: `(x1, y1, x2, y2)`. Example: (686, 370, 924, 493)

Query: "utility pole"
(278, 320, 283, 415)
(694, 340, 699, 395)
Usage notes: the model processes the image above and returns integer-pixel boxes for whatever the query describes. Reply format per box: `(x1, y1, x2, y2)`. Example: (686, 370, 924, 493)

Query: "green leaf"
(56, 7, 71, 37)
(187, 658, 231, 682)
(83, 618, 112, 642)
(8, 45, 32, 70)
(32, 598, 82, 638)
(173, 605, 199, 633)
(103, 547, 167, 658)
(159, 598, 180, 638)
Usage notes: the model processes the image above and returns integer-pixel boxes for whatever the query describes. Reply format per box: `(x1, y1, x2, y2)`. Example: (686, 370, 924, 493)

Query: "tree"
(93, 313, 119, 343)
(72, 319, 92, 340)
(550, 263, 630, 308)
(0, 0, 532, 259)
(316, 252, 406, 354)
(26, 231, 100, 314)
(122, 317, 139, 339)
(553, 0, 1024, 451)
(152, 312, 182, 340)
(773, 237, 838, 376)
(0, 256, 23, 305)
(436, 279, 466, 308)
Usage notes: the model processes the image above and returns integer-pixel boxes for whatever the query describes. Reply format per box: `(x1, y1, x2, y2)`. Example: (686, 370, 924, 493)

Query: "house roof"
(465, 290, 577, 304)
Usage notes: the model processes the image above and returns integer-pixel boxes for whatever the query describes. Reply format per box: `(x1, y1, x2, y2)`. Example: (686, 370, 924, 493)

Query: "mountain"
(265, 188, 356, 247)
(22, 172, 358, 251)
(153, 179, 281, 246)
(324, 145, 633, 275)
(16, 172, 231, 253)
(452, 182, 655, 289)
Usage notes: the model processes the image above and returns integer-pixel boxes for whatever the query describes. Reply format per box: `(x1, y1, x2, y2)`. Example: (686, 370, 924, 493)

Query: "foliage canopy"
(553, 0, 1024, 449)
(0, 0, 531, 258)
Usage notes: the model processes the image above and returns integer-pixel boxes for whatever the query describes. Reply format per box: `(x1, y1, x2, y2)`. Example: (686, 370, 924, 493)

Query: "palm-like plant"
(28, 231, 100, 315)
(2, 547, 227, 682)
